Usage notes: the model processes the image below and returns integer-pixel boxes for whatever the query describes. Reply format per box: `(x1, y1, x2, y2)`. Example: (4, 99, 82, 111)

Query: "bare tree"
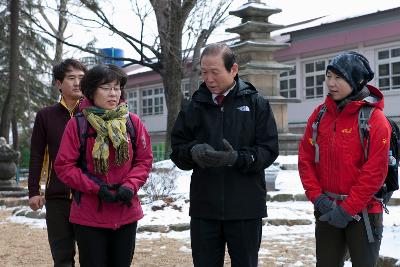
(0, 0, 20, 143)
(185, 0, 232, 98)
(35, 0, 69, 101)
(36, 0, 68, 62)
(148, 0, 196, 156)
(29, 0, 232, 157)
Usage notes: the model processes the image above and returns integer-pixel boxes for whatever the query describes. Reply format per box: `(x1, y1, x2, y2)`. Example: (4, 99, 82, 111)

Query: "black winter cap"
(327, 51, 374, 92)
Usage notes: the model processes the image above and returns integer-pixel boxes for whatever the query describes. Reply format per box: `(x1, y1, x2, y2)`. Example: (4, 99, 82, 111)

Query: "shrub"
(143, 167, 177, 201)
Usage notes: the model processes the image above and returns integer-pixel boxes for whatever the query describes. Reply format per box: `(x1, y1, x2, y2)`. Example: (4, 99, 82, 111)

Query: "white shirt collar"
(212, 81, 236, 104)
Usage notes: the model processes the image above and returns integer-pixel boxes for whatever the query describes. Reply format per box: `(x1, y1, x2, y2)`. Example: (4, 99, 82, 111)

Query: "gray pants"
(315, 211, 383, 267)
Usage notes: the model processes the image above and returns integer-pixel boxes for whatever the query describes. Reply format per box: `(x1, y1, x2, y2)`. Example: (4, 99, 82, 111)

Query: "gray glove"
(319, 205, 353, 228)
(191, 143, 215, 168)
(314, 194, 334, 215)
(203, 139, 238, 167)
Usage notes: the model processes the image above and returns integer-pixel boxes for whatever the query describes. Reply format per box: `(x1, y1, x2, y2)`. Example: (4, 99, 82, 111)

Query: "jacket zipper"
(220, 104, 225, 220)
(329, 120, 337, 190)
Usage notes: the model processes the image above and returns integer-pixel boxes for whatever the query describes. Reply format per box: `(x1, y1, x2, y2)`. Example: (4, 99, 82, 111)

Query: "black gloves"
(98, 184, 116, 203)
(98, 184, 134, 206)
(204, 139, 238, 167)
(319, 205, 353, 228)
(191, 139, 238, 168)
(191, 143, 216, 168)
(314, 194, 334, 215)
(116, 186, 134, 207)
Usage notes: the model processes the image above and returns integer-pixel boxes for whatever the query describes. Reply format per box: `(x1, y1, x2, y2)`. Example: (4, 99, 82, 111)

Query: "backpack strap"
(126, 113, 137, 161)
(73, 113, 87, 205)
(358, 106, 375, 161)
(312, 105, 327, 163)
(325, 191, 374, 243)
(76, 113, 89, 173)
(74, 113, 104, 207)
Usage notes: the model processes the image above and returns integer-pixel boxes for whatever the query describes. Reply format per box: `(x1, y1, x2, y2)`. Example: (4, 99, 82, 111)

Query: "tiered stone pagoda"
(226, 0, 302, 155)
(0, 137, 24, 192)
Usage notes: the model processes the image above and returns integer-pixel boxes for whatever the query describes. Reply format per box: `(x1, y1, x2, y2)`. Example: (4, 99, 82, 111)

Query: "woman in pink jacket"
(298, 52, 391, 267)
(55, 64, 153, 267)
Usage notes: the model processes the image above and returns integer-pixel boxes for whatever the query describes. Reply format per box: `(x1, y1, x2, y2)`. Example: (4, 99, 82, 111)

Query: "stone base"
(279, 133, 302, 155)
(0, 188, 28, 197)
(0, 179, 26, 194)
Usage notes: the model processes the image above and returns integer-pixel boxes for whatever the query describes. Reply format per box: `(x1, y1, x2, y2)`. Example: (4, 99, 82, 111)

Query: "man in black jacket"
(171, 43, 279, 267)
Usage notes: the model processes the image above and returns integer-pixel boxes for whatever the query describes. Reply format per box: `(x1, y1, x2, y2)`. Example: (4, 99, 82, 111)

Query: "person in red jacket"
(298, 51, 391, 267)
(54, 64, 153, 267)
(28, 58, 87, 267)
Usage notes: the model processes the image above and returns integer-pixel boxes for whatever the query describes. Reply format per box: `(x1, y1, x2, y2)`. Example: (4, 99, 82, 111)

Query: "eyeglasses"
(98, 85, 121, 92)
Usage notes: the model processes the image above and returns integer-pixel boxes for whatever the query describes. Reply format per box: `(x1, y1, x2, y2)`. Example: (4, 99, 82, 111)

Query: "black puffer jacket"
(171, 76, 279, 220)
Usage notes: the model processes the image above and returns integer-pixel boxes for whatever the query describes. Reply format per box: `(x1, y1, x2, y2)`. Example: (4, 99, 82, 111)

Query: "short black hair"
(200, 43, 236, 72)
(80, 64, 128, 102)
(52, 58, 87, 82)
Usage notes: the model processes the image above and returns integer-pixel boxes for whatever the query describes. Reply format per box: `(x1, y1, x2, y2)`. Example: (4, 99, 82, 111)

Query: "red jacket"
(298, 85, 391, 215)
(54, 99, 153, 229)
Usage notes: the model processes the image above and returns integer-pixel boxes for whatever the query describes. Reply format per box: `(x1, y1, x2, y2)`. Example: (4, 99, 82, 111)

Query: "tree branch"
(25, 10, 162, 71)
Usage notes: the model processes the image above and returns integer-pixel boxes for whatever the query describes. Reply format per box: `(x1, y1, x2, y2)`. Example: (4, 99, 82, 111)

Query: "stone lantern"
(0, 137, 21, 190)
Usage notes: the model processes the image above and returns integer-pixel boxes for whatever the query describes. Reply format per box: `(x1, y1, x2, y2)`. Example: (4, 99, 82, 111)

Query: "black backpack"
(312, 104, 400, 209)
(358, 106, 400, 207)
(72, 112, 136, 205)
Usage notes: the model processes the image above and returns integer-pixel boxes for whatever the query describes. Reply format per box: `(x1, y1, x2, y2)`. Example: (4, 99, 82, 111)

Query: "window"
(182, 80, 202, 99)
(142, 88, 164, 116)
(279, 65, 296, 98)
(182, 82, 191, 99)
(377, 47, 400, 91)
(152, 143, 165, 162)
(304, 59, 327, 99)
(127, 91, 138, 114)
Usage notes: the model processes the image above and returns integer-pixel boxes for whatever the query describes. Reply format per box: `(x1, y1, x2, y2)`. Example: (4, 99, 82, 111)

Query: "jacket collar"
(60, 96, 80, 117)
(192, 75, 258, 104)
(325, 84, 385, 115)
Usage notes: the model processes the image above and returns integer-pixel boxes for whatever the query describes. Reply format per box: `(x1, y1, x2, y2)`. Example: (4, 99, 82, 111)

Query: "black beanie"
(326, 51, 374, 92)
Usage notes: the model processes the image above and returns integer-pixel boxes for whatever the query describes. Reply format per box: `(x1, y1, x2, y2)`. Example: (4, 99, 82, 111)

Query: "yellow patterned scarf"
(82, 103, 130, 174)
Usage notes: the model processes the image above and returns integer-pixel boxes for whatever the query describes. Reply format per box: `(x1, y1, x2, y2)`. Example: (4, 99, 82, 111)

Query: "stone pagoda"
(226, 0, 301, 155)
(0, 137, 25, 194)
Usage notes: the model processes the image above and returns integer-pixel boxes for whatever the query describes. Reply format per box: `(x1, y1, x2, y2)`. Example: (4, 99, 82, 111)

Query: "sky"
(4, 155, 400, 266)
(56, 0, 400, 60)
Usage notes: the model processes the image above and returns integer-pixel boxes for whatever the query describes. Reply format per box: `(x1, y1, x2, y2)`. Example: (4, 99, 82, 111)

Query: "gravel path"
(0, 208, 317, 267)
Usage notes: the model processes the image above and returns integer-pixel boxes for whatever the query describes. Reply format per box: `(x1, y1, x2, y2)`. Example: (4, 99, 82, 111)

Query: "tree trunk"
(188, 29, 211, 98)
(0, 0, 20, 142)
(12, 109, 19, 150)
(54, 0, 67, 63)
(51, 0, 68, 102)
(161, 65, 183, 157)
(150, 0, 196, 158)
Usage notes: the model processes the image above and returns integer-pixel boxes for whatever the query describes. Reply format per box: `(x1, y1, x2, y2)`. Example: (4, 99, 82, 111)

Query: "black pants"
(315, 211, 383, 267)
(45, 199, 76, 267)
(73, 222, 137, 267)
(190, 217, 262, 267)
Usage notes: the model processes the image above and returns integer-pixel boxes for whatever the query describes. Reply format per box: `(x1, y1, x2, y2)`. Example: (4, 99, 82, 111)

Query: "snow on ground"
(3, 155, 400, 263)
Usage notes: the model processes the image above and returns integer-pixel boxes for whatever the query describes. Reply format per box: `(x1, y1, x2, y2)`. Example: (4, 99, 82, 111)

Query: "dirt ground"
(0, 208, 316, 267)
